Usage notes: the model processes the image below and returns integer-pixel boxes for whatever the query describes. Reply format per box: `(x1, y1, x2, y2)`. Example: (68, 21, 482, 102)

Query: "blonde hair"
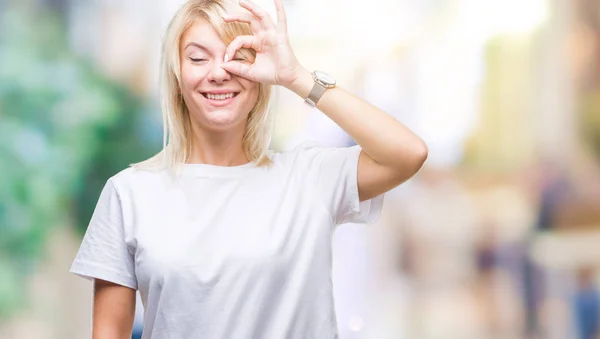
(134, 0, 273, 173)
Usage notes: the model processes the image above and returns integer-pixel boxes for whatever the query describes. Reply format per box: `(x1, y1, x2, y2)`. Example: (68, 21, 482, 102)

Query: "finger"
(273, 0, 287, 33)
(224, 35, 257, 62)
(222, 13, 261, 33)
(221, 60, 253, 80)
(239, 0, 275, 30)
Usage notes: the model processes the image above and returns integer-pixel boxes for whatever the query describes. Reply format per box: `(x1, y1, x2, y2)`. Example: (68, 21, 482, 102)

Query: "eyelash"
(189, 57, 246, 63)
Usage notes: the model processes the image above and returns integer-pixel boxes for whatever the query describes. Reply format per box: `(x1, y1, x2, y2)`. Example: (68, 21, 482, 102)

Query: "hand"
(221, 0, 304, 88)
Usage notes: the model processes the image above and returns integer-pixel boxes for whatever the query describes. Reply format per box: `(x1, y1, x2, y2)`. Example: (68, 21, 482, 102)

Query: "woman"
(70, 0, 428, 338)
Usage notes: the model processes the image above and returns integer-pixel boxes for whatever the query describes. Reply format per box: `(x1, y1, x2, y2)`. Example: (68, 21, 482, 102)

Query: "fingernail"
(224, 53, 228, 62)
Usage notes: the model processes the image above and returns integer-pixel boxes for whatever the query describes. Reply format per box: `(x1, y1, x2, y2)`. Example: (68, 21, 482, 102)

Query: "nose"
(207, 59, 231, 84)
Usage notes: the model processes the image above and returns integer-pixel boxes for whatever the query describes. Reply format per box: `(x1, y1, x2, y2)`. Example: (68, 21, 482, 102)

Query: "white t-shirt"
(70, 142, 384, 339)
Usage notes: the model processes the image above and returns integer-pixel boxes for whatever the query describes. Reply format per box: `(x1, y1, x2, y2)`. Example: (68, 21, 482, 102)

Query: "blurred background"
(1, 0, 600, 338)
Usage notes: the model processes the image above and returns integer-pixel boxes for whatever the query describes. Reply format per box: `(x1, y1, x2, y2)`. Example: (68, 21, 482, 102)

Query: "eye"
(190, 57, 207, 62)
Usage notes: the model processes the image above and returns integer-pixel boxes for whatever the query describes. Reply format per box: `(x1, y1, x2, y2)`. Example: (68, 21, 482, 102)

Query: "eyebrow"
(184, 42, 209, 51)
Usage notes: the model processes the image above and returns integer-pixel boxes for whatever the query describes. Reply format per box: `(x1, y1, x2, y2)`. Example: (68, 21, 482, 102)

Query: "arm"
(221, 0, 428, 202)
(286, 70, 428, 201)
(92, 279, 136, 339)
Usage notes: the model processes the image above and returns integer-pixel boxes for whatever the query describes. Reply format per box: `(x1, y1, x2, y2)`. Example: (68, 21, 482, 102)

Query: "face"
(179, 17, 259, 132)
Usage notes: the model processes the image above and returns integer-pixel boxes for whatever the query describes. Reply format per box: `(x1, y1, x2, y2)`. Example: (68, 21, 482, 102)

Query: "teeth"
(206, 93, 235, 100)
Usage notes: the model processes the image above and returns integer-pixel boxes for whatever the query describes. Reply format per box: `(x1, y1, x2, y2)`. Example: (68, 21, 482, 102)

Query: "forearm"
(93, 328, 132, 339)
(286, 67, 428, 170)
(93, 280, 136, 339)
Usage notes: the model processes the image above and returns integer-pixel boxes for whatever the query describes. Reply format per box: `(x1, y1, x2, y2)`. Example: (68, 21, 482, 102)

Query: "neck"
(187, 126, 249, 166)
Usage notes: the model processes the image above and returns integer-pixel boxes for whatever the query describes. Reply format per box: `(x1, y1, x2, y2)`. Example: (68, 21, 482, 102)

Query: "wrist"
(285, 67, 313, 99)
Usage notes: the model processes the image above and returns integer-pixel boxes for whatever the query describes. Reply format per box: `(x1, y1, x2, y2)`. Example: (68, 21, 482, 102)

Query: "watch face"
(314, 70, 336, 86)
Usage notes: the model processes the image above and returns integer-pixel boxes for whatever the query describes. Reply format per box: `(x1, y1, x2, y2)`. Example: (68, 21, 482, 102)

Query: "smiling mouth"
(201, 92, 240, 100)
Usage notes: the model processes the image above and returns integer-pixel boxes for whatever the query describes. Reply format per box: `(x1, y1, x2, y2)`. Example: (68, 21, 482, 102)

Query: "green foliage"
(0, 6, 160, 318)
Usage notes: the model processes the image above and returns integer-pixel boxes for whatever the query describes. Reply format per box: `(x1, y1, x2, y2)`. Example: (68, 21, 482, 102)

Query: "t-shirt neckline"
(181, 161, 258, 177)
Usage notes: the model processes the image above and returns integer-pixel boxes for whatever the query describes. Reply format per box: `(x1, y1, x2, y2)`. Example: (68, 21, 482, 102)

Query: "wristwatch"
(304, 70, 336, 107)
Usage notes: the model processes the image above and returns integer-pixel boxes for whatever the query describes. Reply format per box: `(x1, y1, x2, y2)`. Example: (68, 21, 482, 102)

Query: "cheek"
(251, 89, 260, 106)
(242, 87, 259, 111)
(181, 64, 206, 90)
(242, 81, 259, 99)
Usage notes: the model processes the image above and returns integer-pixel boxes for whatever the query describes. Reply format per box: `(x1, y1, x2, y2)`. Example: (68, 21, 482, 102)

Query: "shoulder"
(269, 141, 330, 168)
(270, 141, 361, 168)
(108, 166, 170, 197)
(109, 167, 138, 187)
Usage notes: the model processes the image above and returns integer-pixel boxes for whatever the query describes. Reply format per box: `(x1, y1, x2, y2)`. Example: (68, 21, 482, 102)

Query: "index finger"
(239, 0, 275, 30)
(222, 12, 262, 33)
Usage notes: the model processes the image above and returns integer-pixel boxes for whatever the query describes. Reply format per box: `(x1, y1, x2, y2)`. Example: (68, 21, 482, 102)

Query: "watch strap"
(304, 82, 327, 107)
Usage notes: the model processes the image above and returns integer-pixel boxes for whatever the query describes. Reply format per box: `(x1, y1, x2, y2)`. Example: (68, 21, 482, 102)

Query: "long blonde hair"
(134, 0, 273, 173)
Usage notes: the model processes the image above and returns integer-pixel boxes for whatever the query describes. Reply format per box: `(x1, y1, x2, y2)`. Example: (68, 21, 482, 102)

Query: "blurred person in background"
(474, 223, 500, 336)
(535, 160, 570, 233)
(68, 0, 428, 338)
(521, 159, 572, 338)
(572, 267, 600, 339)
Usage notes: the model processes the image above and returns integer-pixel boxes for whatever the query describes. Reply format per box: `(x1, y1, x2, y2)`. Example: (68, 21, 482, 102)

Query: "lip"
(200, 91, 240, 107)
(202, 89, 240, 95)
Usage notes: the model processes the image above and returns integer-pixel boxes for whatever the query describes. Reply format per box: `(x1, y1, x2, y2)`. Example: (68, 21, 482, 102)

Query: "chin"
(201, 110, 247, 130)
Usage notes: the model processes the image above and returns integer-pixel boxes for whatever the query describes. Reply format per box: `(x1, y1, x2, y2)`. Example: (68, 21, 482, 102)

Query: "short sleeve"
(69, 179, 137, 290)
(313, 144, 384, 226)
